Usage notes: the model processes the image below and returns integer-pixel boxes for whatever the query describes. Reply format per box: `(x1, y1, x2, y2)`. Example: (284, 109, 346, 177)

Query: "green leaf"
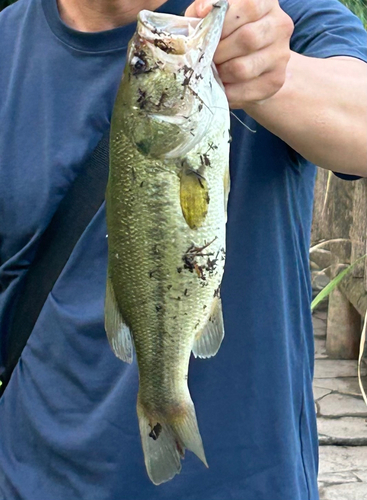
(311, 254, 366, 311)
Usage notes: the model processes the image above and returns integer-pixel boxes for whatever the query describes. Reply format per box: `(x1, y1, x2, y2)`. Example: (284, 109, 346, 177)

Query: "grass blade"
(311, 254, 366, 311)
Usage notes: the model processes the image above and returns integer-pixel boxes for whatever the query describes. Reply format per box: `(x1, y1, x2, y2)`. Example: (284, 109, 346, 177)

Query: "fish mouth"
(136, 13, 203, 57)
(138, 11, 201, 39)
(137, 1, 228, 57)
(126, 1, 229, 159)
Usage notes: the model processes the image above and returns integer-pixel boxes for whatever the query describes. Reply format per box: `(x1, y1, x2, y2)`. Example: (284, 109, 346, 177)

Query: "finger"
(185, 0, 215, 18)
(185, 1, 200, 18)
(217, 47, 278, 84)
(214, 16, 273, 65)
(224, 69, 287, 107)
(186, 0, 273, 22)
(220, 0, 273, 39)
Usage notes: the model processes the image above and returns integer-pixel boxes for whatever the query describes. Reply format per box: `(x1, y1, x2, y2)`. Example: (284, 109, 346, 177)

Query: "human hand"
(185, 0, 294, 109)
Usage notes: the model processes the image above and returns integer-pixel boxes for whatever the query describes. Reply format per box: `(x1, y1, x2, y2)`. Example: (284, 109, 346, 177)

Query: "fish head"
(117, 1, 228, 159)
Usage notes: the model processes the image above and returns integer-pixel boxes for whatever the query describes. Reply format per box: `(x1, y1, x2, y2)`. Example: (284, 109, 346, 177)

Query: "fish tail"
(137, 395, 208, 485)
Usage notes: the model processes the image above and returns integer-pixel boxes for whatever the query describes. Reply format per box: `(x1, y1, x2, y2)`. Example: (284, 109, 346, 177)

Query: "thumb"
(185, 0, 214, 18)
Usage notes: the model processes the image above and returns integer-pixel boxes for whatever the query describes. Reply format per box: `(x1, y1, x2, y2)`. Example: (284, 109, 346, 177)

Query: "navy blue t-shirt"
(0, 1, 366, 499)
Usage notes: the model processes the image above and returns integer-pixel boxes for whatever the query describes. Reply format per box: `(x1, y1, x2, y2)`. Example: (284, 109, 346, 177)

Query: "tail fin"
(137, 397, 208, 485)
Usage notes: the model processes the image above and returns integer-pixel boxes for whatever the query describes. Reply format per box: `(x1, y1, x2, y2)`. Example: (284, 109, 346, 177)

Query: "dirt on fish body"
(105, 0, 230, 485)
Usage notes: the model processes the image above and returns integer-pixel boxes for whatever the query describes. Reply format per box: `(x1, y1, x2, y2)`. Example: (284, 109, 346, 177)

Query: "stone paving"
(312, 309, 367, 499)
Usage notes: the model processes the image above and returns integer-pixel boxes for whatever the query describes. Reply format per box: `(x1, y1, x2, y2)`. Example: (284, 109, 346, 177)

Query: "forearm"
(244, 52, 367, 176)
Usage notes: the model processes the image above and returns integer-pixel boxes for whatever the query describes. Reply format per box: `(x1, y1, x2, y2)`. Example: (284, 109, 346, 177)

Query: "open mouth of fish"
(139, 10, 202, 38)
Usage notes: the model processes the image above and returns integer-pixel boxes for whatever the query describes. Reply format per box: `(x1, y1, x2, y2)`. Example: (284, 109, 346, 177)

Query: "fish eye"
(131, 55, 148, 75)
(134, 57, 146, 70)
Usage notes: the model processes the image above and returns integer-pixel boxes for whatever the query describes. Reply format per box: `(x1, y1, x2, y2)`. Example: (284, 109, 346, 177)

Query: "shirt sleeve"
(281, 0, 366, 180)
(281, 0, 367, 62)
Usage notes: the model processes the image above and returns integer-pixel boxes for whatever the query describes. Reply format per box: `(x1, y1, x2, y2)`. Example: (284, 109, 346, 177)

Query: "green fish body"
(105, 1, 230, 485)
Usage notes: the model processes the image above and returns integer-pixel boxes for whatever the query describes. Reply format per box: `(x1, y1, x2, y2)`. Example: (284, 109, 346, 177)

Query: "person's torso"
(2, 0, 355, 498)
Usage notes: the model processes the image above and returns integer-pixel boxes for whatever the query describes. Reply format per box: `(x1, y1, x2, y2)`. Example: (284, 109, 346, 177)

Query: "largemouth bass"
(105, 0, 230, 485)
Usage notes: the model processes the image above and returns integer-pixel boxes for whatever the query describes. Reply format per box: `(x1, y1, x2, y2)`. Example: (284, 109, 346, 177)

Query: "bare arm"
(187, 0, 367, 176)
(244, 53, 367, 176)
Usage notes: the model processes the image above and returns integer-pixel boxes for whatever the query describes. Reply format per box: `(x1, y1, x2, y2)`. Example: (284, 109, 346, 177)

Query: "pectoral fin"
(105, 277, 133, 363)
(192, 297, 224, 358)
(180, 163, 210, 230)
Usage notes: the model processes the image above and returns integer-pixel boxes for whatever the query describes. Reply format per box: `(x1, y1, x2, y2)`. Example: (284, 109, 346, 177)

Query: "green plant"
(340, 0, 367, 28)
(312, 254, 367, 405)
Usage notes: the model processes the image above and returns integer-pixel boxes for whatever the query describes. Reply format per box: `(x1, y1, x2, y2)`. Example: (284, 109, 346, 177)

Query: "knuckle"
(230, 58, 250, 80)
(240, 24, 261, 51)
(284, 48, 291, 65)
(245, 0, 263, 21)
(270, 68, 286, 91)
(250, 54, 265, 78)
(280, 11, 294, 37)
(280, 46, 291, 67)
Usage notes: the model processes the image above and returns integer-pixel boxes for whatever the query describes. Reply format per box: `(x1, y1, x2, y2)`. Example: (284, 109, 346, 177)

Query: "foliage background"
(343, 0, 367, 27)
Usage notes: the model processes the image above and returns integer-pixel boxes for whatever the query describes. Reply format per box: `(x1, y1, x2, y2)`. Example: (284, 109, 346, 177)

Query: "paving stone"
(312, 270, 330, 292)
(314, 387, 332, 400)
(313, 309, 328, 321)
(314, 377, 365, 397)
(314, 329, 327, 339)
(315, 309, 367, 498)
(314, 360, 366, 379)
(318, 393, 367, 418)
(318, 418, 367, 445)
(318, 446, 367, 473)
(313, 315, 327, 329)
(318, 471, 359, 485)
(319, 483, 367, 500)
(354, 470, 367, 482)
(310, 248, 332, 270)
(313, 316, 327, 339)
(315, 338, 328, 359)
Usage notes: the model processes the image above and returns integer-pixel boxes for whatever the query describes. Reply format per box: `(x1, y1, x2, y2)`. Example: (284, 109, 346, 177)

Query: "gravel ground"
(312, 309, 367, 499)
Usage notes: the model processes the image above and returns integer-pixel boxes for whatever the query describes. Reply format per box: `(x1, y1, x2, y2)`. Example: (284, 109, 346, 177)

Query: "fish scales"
(109, 130, 226, 392)
(105, 0, 230, 485)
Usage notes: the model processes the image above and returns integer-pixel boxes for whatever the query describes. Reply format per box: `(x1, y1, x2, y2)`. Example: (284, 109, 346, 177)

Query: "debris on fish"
(105, 0, 230, 485)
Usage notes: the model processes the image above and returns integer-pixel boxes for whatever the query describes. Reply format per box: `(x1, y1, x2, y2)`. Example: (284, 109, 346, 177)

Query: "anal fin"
(105, 277, 133, 363)
(192, 297, 224, 358)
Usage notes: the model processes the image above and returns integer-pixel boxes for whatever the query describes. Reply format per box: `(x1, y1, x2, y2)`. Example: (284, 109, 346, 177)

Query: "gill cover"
(114, 1, 228, 159)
